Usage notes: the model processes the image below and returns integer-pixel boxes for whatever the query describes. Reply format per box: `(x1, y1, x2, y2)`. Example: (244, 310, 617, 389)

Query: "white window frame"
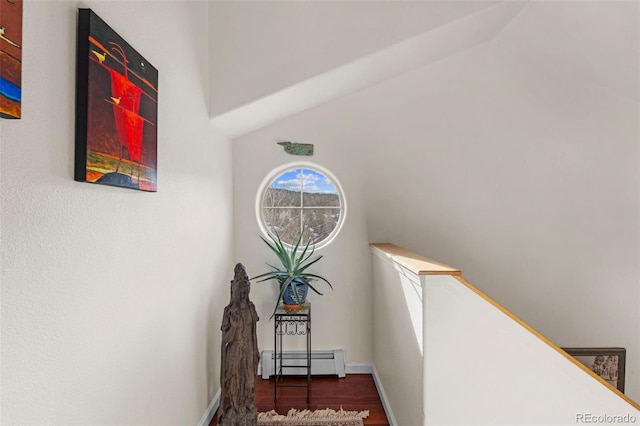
(255, 161, 347, 250)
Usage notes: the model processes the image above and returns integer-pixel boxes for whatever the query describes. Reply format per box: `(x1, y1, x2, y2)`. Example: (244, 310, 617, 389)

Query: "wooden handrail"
(369, 243, 461, 276)
(454, 275, 640, 410)
(370, 242, 639, 410)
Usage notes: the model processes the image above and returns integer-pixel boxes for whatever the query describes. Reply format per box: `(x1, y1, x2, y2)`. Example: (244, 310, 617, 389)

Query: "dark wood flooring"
(211, 374, 390, 426)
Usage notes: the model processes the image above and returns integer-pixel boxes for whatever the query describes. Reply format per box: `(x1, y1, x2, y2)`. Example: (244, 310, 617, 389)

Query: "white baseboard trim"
(370, 364, 398, 426)
(345, 362, 373, 374)
(197, 388, 221, 426)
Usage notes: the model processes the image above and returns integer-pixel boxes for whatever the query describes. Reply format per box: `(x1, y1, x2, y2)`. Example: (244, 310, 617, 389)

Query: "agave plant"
(252, 232, 332, 317)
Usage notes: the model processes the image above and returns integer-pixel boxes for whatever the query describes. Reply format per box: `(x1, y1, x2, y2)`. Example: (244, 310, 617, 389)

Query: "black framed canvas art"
(1, 0, 23, 119)
(75, 9, 158, 191)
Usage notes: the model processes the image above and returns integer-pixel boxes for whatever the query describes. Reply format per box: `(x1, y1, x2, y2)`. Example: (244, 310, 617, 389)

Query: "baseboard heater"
(261, 349, 345, 379)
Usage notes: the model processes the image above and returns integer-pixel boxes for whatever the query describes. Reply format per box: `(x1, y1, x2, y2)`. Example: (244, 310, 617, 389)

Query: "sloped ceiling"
(209, 1, 638, 139)
(495, 1, 639, 103)
(209, 1, 499, 115)
(209, 0, 514, 138)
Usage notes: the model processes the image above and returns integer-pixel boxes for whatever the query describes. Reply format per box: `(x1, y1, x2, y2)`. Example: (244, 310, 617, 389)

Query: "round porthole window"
(256, 163, 346, 249)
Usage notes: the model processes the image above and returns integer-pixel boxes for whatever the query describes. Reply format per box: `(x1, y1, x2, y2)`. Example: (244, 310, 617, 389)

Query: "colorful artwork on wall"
(75, 9, 158, 192)
(0, 0, 23, 119)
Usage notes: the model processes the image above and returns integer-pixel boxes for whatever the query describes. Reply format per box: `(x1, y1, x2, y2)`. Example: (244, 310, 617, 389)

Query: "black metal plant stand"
(273, 303, 311, 402)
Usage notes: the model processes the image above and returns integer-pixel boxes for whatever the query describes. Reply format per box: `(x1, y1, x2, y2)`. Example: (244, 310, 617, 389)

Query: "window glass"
(258, 164, 345, 248)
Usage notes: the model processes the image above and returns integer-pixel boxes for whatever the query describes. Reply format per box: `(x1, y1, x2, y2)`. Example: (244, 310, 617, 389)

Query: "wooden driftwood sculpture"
(219, 263, 260, 426)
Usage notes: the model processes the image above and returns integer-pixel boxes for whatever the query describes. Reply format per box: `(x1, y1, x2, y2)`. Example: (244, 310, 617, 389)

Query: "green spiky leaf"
(251, 232, 333, 318)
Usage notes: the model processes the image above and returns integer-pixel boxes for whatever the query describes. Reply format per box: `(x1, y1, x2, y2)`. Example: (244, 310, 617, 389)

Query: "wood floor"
(211, 374, 390, 426)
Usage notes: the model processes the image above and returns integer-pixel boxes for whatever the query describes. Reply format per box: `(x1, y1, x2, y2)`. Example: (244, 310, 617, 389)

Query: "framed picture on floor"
(563, 347, 625, 393)
(75, 9, 158, 192)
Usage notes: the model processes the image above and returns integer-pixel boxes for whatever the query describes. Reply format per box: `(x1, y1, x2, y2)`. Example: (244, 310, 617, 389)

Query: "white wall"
(232, 133, 373, 363)
(425, 274, 640, 425)
(370, 247, 640, 425)
(361, 6, 640, 401)
(372, 249, 423, 426)
(0, 1, 233, 424)
(230, 1, 639, 401)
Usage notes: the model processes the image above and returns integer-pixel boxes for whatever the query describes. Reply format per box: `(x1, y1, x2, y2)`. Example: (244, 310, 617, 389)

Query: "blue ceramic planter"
(282, 279, 309, 308)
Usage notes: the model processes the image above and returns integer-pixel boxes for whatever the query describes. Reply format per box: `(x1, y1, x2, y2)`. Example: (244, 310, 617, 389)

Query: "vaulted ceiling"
(208, 1, 639, 139)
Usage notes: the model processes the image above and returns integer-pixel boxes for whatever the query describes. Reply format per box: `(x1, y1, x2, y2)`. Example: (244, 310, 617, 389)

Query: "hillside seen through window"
(261, 167, 343, 247)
